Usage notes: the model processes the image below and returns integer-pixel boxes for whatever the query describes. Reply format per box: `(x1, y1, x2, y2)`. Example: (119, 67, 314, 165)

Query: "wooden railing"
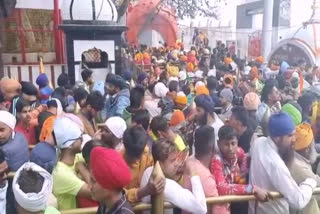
(60, 188, 320, 214)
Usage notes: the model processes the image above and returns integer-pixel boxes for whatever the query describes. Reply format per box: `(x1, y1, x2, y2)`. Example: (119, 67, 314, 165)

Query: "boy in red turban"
(90, 147, 134, 214)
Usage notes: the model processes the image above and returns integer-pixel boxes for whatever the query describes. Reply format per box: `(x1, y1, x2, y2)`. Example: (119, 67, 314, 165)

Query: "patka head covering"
(90, 147, 131, 190)
(196, 85, 209, 96)
(21, 81, 38, 96)
(137, 72, 148, 84)
(220, 88, 233, 103)
(30, 142, 57, 174)
(175, 95, 187, 105)
(36, 74, 49, 88)
(282, 103, 302, 126)
(13, 162, 53, 212)
(154, 82, 169, 98)
(194, 94, 215, 113)
(295, 123, 314, 151)
(268, 112, 295, 137)
(53, 117, 82, 149)
(105, 117, 127, 139)
(170, 110, 185, 127)
(244, 92, 261, 111)
(0, 110, 16, 130)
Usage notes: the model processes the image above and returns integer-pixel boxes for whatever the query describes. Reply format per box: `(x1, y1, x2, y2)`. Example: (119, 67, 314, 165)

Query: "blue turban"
(194, 94, 215, 113)
(137, 72, 148, 84)
(36, 73, 49, 88)
(268, 112, 295, 137)
(280, 61, 290, 74)
(30, 142, 57, 174)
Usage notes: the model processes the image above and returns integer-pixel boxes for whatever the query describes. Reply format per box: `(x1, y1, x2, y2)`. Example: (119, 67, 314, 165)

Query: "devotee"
(140, 139, 207, 214)
(77, 91, 104, 137)
(0, 149, 7, 214)
(0, 110, 28, 172)
(0, 78, 21, 104)
(219, 88, 233, 121)
(14, 98, 36, 145)
(37, 99, 58, 140)
(249, 112, 317, 214)
(52, 117, 91, 210)
(100, 116, 127, 150)
(150, 116, 187, 152)
(36, 73, 53, 105)
(137, 72, 149, 89)
(144, 83, 162, 118)
(256, 80, 282, 124)
(298, 92, 316, 124)
(103, 74, 130, 120)
(123, 86, 145, 125)
(131, 109, 150, 131)
(90, 147, 134, 214)
(194, 94, 224, 150)
(81, 69, 94, 93)
(121, 126, 161, 203)
(20, 82, 38, 108)
(282, 103, 302, 126)
(13, 162, 60, 214)
(243, 92, 261, 120)
(228, 106, 254, 153)
(211, 125, 268, 214)
(288, 123, 320, 214)
(207, 76, 220, 106)
(73, 87, 89, 114)
(184, 125, 229, 214)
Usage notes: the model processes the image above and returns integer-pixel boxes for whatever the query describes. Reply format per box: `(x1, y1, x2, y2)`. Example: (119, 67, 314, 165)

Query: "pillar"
(261, 0, 274, 59)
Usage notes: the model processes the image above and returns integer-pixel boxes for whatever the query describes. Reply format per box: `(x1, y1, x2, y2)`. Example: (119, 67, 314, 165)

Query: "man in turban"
(101, 116, 127, 150)
(288, 123, 320, 214)
(13, 162, 60, 214)
(90, 147, 134, 214)
(250, 112, 317, 214)
(194, 95, 224, 152)
(0, 78, 21, 103)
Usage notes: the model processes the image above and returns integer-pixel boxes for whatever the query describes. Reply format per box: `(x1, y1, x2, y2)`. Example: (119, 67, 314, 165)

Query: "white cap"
(178, 71, 187, 81)
(154, 82, 169, 98)
(243, 66, 251, 75)
(188, 72, 195, 78)
(208, 69, 216, 77)
(105, 117, 127, 139)
(177, 91, 186, 97)
(195, 70, 204, 78)
(0, 111, 16, 130)
(53, 117, 82, 149)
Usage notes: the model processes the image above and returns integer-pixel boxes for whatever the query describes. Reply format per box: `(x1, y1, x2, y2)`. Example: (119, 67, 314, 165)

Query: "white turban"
(13, 162, 53, 212)
(154, 82, 169, 98)
(105, 117, 127, 139)
(195, 70, 204, 78)
(0, 111, 16, 130)
(178, 71, 187, 81)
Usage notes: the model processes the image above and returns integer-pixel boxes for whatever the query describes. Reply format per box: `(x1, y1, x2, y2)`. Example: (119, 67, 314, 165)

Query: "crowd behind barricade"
(1, 41, 320, 214)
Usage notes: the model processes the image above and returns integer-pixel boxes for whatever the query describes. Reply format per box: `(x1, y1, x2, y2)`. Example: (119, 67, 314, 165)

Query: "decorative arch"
(126, 0, 178, 47)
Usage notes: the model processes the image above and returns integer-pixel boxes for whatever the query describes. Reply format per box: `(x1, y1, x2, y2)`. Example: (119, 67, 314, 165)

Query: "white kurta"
(249, 137, 316, 214)
(140, 167, 207, 214)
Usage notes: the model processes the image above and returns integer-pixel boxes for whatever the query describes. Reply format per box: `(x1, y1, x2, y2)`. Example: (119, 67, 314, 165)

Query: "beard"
(196, 112, 208, 126)
(278, 144, 295, 166)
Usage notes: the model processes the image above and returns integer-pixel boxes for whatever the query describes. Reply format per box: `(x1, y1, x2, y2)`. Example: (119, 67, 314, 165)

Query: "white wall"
(16, 0, 54, 10)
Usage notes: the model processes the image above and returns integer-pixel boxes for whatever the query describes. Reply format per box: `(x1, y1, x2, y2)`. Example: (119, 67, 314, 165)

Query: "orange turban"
(295, 123, 314, 151)
(39, 116, 56, 142)
(170, 110, 185, 127)
(196, 85, 209, 96)
(175, 95, 187, 105)
(223, 74, 234, 88)
(256, 56, 264, 64)
(187, 62, 195, 72)
(251, 66, 259, 79)
(180, 55, 187, 62)
(224, 57, 232, 65)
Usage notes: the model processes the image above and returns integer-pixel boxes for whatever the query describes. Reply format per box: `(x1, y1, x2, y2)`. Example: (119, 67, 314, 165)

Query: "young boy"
(90, 147, 134, 214)
(15, 98, 36, 145)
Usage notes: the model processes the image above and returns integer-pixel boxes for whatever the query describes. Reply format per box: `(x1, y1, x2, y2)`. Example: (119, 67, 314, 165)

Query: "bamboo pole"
(151, 161, 165, 214)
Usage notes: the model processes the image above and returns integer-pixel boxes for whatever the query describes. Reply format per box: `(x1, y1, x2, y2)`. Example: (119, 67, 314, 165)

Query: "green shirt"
(52, 155, 85, 210)
(44, 206, 61, 214)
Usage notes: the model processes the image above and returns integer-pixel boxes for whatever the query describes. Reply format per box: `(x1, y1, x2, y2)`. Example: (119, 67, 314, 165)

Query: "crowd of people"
(0, 41, 320, 214)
